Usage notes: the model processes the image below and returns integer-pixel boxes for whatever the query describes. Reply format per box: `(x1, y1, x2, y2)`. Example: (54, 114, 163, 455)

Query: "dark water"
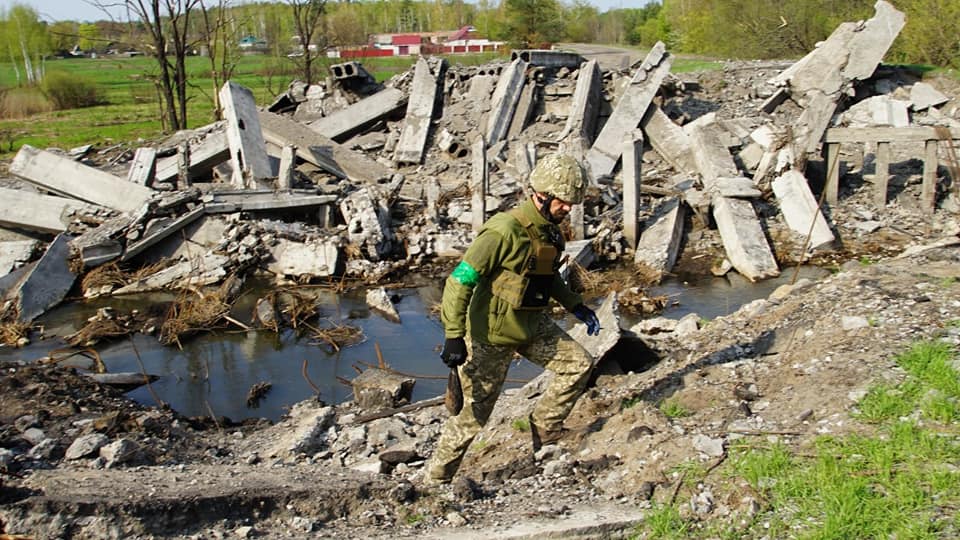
(1, 266, 829, 422)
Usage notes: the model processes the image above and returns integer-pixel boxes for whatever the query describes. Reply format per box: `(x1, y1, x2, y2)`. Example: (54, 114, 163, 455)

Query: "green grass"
(633, 340, 960, 539)
(659, 399, 691, 419)
(0, 51, 504, 157)
(512, 418, 531, 432)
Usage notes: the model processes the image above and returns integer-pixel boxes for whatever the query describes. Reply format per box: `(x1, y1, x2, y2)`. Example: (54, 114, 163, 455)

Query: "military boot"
(529, 414, 564, 452)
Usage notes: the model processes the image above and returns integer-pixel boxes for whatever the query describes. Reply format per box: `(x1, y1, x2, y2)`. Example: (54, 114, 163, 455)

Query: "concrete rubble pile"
(2, 0, 956, 329)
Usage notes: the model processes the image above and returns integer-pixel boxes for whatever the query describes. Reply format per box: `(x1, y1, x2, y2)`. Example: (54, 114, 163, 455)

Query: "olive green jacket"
(441, 199, 583, 346)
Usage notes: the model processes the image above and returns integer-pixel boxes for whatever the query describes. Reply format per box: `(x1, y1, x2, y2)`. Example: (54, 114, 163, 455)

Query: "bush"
(0, 86, 53, 118)
(41, 71, 103, 110)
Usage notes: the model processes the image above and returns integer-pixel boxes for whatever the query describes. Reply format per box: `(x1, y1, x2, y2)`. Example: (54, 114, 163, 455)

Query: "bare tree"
(288, 0, 328, 84)
(89, 0, 200, 131)
(198, 0, 238, 120)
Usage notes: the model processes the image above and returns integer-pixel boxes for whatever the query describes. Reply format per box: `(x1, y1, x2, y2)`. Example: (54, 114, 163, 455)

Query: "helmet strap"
(534, 192, 561, 223)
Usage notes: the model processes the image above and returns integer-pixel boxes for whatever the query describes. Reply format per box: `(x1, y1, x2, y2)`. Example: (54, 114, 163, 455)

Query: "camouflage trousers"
(425, 315, 593, 482)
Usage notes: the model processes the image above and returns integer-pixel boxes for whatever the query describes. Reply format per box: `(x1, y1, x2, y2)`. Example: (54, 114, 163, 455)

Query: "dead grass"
(278, 289, 319, 329)
(0, 87, 53, 119)
(160, 277, 238, 348)
(0, 304, 31, 348)
(81, 260, 176, 295)
(65, 316, 134, 347)
(305, 319, 365, 352)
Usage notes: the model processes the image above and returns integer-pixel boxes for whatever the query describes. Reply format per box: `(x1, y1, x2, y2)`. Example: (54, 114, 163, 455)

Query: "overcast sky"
(1, 0, 642, 23)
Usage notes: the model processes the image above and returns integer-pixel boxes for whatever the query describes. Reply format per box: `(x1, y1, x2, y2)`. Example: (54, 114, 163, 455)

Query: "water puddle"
(1, 266, 830, 422)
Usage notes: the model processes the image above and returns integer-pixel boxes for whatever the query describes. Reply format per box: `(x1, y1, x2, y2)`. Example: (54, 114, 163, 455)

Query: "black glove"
(572, 304, 601, 336)
(441, 337, 468, 368)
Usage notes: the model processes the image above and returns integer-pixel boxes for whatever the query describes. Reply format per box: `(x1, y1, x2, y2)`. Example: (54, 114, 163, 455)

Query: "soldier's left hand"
(572, 304, 600, 336)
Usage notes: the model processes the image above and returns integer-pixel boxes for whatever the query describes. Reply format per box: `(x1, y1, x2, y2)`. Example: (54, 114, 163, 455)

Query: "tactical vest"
(489, 207, 562, 310)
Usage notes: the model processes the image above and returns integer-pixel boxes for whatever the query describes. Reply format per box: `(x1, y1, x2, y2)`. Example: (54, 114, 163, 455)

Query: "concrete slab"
(10, 145, 153, 214)
(266, 238, 340, 278)
(587, 42, 672, 180)
(713, 196, 780, 282)
(10, 234, 76, 322)
(507, 81, 537, 139)
(259, 111, 392, 184)
(640, 105, 698, 175)
(122, 206, 207, 262)
(113, 252, 231, 295)
(154, 131, 229, 184)
(126, 147, 157, 185)
(842, 1, 905, 82)
(910, 82, 949, 111)
(395, 57, 442, 164)
(309, 88, 406, 142)
(557, 59, 601, 144)
(486, 58, 528, 144)
(772, 170, 835, 250)
(0, 240, 37, 277)
(559, 239, 595, 282)
(220, 81, 272, 189)
(634, 196, 684, 278)
(0, 187, 101, 234)
(686, 117, 740, 187)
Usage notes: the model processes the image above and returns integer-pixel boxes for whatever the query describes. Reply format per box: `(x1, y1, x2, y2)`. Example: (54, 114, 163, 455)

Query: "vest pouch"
(491, 269, 552, 310)
(490, 268, 528, 309)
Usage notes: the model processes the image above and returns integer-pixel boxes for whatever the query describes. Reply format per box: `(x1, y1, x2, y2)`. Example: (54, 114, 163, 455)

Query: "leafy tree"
(0, 4, 50, 86)
(78, 22, 101, 51)
(503, 0, 564, 48)
(564, 0, 600, 43)
(892, 0, 960, 69)
(48, 21, 78, 53)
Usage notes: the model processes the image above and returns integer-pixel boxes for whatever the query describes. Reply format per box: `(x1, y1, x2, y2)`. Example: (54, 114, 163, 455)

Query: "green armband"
(450, 261, 480, 287)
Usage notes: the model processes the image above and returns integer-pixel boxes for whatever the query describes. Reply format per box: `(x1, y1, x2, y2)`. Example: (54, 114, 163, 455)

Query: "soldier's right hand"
(441, 337, 468, 368)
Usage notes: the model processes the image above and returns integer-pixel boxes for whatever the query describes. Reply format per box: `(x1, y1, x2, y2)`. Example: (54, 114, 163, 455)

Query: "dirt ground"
(2, 53, 960, 538)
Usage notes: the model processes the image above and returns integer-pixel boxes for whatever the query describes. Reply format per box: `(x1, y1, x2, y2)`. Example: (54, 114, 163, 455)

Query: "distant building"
(238, 35, 269, 54)
(333, 26, 502, 58)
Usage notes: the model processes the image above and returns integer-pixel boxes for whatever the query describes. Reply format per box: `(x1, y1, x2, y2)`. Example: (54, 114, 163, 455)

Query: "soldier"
(424, 153, 601, 485)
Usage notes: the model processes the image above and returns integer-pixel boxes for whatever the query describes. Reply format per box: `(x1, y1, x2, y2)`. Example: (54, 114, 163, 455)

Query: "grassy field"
(0, 52, 502, 157)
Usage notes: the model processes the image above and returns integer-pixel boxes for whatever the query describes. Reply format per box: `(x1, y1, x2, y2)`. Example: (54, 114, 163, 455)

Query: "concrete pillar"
(922, 139, 938, 213)
(486, 58, 528, 144)
(622, 130, 643, 249)
(177, 142, 192, 190)
(395, 57, 442, 164)
(220, 81, 272, 189)
(471, 135, 487, 233)
(277, 145, 297, 191)
(309, 88, 406, 142)
(874, 141, 890, 208)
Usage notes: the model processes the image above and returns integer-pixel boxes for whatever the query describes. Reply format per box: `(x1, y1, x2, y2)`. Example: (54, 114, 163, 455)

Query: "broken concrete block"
(557, 59, 601, 145)
(340, 188, 393, 261)
(113, 253, 230, 295)
(220, 81, 272, 189)
(634, 197, 685, 278)
(772, 170, 835, 250)
(0, 240, 37, 277)
(10, 145, 153, 214)
(910, 82, 949, 111)
(309, 88, 406, 142)
(507, 80, 537, 139)
(841, 1, 906, 82)
(715, 177, 762, 198)
(154, 131, 229, 184)
(0, 187, 102, 234)
(587, 42, 672, 180)
(7, 234, 76, 322)
(266, 238, 339, 279)
(559, 239, 595, 282)
(842, 95, 910, 127)
(712, 196, 780, 282)
(395, 57, 443, 164)
(510, 50, 583, 69)
(686, 118, 740, 187)
(641, 106, 698, 176)
(259, 111, 392, 184)
(486, 58, 528, 144)
(566, 292, 620, 363)
(122, 206, 207, 262)
(126, 147, 157, 185)
(351, 368, 415, 411)
(366, 287, 400, 323)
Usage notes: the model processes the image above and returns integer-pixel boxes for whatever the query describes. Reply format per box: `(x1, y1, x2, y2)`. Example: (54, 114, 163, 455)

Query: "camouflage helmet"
(529, 154, 587, 204)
